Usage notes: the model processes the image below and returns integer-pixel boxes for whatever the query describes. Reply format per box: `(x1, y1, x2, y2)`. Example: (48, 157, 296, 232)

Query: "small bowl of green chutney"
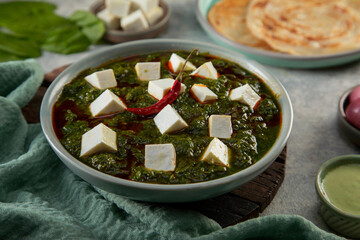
(316, 155, 360, 239)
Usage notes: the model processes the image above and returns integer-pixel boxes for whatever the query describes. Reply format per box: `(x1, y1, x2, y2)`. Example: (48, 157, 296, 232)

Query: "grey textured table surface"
(38, 0, 360, 235)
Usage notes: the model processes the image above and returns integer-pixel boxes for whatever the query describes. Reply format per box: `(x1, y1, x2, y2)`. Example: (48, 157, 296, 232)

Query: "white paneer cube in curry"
(132, 0, 159, 12)
(144, 5, 164, 25)
(80, 123, 117, 157)
(121, 9, 149, 32)
(105, 0, 131, 17)
(90, 89, 127, 117)
(154, 104, 188, 134)
(209, 115, 233, 139)
(135, 62, 160, 81)
(168, 53, 196, 73)
(148, 78, 186, 100)
(96, 9, 120, 30)
(84, 69, 117, 90)
(145, 143, 176, 171)
(201, 138, 229, 167)
(229, 84, 261, 109)
(190, 84, 218, 104)
(190, 61, 218, 79)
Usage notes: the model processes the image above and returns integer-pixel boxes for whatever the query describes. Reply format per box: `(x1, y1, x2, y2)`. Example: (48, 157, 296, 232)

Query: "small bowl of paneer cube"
(91, 0, 170, 43)
(40, 39, 293, 203)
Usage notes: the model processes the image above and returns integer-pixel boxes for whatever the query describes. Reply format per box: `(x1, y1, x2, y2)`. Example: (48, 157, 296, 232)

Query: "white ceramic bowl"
(40, 39, 293, 202)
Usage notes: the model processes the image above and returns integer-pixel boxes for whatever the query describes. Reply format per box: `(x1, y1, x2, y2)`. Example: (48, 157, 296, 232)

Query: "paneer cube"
(229, 84, 261, 109)
(135, 62, 160, 81)
(190, 84, 218, 104)
(90, 89, 127, 117)
(145, 143, 176, 171)
(209, 115, 233, 139)
(96, 8, 120, 30)
(105, 0, 131, 17)
(201, 138, 229, 167)
(85, 69, 117, 90)
(168, 53, 196, 73)
(148, 78, 186, 100)
(154, 104, 188, 134)
(80, 123, 117, 157)
(144, 5, 164, 25)
(132, 0, 159, 12)
(121, 9, 149, 32)
(190, 62, 218, 79)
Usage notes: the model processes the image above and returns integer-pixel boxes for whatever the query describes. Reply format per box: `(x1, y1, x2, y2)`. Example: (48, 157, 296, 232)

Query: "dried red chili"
(126, 49, 198, 116)
(127, 80, 181, 115)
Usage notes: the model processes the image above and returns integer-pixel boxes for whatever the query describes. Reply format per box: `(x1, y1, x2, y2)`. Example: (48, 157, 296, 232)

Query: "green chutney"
(53, 51, 281, 184)
(323, 164, 360, 215)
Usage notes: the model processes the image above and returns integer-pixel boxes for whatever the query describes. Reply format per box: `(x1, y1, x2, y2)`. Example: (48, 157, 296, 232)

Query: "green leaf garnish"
(0, 1, 105, 62)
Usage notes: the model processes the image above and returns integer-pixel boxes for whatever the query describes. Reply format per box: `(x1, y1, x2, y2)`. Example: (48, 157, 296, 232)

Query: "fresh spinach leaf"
(0, 1, 105, 61)
(0, 31, 41, 57)
(42, 26, 91, 54)
(69, 10, 105, 44)
(0, 49, 26, 62)
(0, 1, 70, 43)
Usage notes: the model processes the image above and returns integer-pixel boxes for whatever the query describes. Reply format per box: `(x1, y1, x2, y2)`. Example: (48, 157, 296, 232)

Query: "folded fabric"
(0, 59, 345, 240)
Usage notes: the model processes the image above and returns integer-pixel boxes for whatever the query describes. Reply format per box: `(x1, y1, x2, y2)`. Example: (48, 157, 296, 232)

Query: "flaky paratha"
(246, 0, 360, 55)
(347, 0, 360, 12)
(208, 0, 272, 50)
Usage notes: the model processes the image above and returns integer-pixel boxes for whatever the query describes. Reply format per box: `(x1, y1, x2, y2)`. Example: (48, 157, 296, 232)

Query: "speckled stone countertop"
(38, 0, 360, 235)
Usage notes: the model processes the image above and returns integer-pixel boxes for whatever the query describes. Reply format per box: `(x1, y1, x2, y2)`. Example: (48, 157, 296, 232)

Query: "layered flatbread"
(246, 0, 360, 55)
(208, 0, 272, 50)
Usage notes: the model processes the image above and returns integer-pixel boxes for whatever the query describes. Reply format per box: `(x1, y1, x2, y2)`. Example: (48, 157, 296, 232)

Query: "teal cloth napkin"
(0, 59, 345, 240)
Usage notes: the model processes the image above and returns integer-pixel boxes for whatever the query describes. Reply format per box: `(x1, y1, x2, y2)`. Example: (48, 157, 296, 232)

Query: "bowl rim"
(315, 154, 360, 220)
(196, 0, 360, 61)
(91, 0, 170, 37)
(40, 38, 293, 191)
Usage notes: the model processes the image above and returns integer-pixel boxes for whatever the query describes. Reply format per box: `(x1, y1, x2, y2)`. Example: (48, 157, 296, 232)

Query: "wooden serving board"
(170, 148, 286, 227)
(22, 65, 286, 228)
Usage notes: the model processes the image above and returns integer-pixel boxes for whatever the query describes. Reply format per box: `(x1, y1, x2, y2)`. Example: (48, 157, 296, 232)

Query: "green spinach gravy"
(53, 51, 281, 184)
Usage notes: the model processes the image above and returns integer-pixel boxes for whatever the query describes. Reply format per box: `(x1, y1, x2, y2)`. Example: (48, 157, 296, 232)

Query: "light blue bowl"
(196, 0, 360, 68)
(40, 39, 293, 203)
